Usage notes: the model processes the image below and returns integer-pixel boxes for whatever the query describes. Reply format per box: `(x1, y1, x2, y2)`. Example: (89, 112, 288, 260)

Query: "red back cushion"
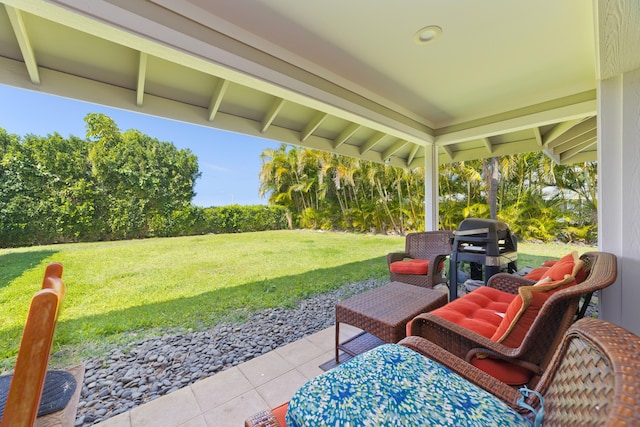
(528, 252, 587, 283)
(490, 289, 551, 347)
(491, 273, 576, 347)
(389, 259, 429, 275)
(539, 251, 583, 282)
(523, 267, 549, 281)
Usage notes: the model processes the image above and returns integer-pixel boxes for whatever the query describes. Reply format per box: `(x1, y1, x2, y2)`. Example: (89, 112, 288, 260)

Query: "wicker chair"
(386, 231, 453, 288)
(408, 251, 617, 385)
(246, 317, 639, 426)
(401, 317, 640, 425)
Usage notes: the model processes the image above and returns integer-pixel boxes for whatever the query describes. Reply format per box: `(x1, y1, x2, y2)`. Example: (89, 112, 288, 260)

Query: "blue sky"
(0, 84, 281, 207)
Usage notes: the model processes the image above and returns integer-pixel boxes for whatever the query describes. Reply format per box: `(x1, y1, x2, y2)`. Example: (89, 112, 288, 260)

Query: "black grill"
(449, 218, 517, 300)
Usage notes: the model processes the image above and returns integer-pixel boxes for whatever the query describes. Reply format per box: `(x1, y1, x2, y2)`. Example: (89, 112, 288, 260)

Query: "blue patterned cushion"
(286, 344, 531, 427)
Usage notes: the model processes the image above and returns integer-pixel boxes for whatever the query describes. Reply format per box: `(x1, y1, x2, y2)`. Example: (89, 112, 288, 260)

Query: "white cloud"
(201, 161, 229, 172)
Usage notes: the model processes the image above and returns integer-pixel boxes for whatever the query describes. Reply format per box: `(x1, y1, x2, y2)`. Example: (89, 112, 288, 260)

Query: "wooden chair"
(0, 263, 84, 427)
(386, 231, 452, 288)
(246, 317, 640, 426)
(408, 251, 617, 386)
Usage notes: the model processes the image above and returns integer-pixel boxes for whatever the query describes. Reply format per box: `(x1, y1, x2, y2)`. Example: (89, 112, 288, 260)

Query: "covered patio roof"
(1, 0, 640, 337)
(0, 0, 598, 167)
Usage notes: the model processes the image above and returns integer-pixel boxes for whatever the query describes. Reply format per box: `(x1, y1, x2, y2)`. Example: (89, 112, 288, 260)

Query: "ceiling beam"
(301, 112, 328, 142)
(542, 118, 583, 146)
(482, 137, 493, 154)
(533, 127, 543, 147)
(334, 123, 360, 149)
(443, 138, 540, 163)
(558, 150, 596, 165)
(551, 128, 597, 155)
(436, 98, 596, 146)
(360, 132, 385, 155)
(261, 97, 285, 133)
(441, 145, 455, 161)
(546, 117, 597, 149)
(543, 148, 562, 164)
(406, 144, 420, 166)
(4, 5, 40, 85)
(136, 52, 147, 107)
(208, 78, 229, 122)
(383, 140, 408, 161)
(559, 137, 597, 162)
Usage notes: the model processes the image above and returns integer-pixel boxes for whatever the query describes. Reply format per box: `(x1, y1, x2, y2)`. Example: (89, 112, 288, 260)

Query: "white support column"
(424, 144, 439, 231)
(597, 76, 624, 326)
(598, 69, 640, 336)
(594, 0, 640, 336)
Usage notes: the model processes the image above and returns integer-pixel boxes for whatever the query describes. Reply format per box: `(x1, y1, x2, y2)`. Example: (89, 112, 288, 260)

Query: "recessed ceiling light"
(414, 25, 442, 45)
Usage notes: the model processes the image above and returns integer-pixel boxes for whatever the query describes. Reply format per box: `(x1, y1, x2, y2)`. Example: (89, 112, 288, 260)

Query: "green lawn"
(0, 230, 591, 369)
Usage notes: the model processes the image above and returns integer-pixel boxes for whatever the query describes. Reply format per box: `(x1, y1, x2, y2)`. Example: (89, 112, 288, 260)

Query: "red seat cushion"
(428, 287, 515, 338)
(390, 259, 429, 275)
(470, 357, 534, 386)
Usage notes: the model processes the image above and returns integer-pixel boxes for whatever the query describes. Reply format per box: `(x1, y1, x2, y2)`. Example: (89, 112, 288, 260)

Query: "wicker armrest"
(465, 347, 542, 375)
(409, 312, 523, 361)
(387, 251, 410, 264)
(245, 410, 282, 427)
(486, 273, 536, 294)
(399, 336, 522, 408)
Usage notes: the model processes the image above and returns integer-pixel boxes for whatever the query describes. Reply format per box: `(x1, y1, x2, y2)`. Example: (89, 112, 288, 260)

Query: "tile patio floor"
(93, 324, 364, 427)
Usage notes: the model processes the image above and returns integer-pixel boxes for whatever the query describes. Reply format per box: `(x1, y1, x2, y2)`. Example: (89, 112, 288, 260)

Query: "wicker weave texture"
(540, 318, 640, 426)
(244, 410, 281, 427)
(387, 231, 452, 288)
(336, 282, 447, 343)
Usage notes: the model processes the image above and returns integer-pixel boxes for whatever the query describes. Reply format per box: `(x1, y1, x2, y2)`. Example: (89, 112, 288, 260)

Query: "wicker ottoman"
(335, 281, 448, 362)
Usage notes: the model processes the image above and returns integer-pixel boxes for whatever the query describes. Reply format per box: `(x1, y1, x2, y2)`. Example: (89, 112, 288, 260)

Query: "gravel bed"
(74, 278, 386, 426)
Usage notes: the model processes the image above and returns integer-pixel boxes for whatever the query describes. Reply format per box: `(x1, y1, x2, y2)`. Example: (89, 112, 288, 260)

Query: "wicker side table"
(335, 281, 448, 362)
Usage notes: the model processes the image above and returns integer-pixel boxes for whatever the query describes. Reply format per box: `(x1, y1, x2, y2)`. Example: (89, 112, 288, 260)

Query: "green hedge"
(145, 205, 290, 238)
(201, 205, 289, 234)
(3, 204, 290, 247)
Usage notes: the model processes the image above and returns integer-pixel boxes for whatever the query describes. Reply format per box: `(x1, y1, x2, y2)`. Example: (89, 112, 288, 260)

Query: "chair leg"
(335, 323, 340, 362)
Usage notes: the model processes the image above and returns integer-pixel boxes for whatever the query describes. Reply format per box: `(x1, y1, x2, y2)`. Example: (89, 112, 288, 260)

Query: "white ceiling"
(0, 0, 599, 166)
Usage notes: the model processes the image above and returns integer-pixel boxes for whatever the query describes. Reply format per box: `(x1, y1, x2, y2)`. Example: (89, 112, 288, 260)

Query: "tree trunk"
(483, 157, 499, 219)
